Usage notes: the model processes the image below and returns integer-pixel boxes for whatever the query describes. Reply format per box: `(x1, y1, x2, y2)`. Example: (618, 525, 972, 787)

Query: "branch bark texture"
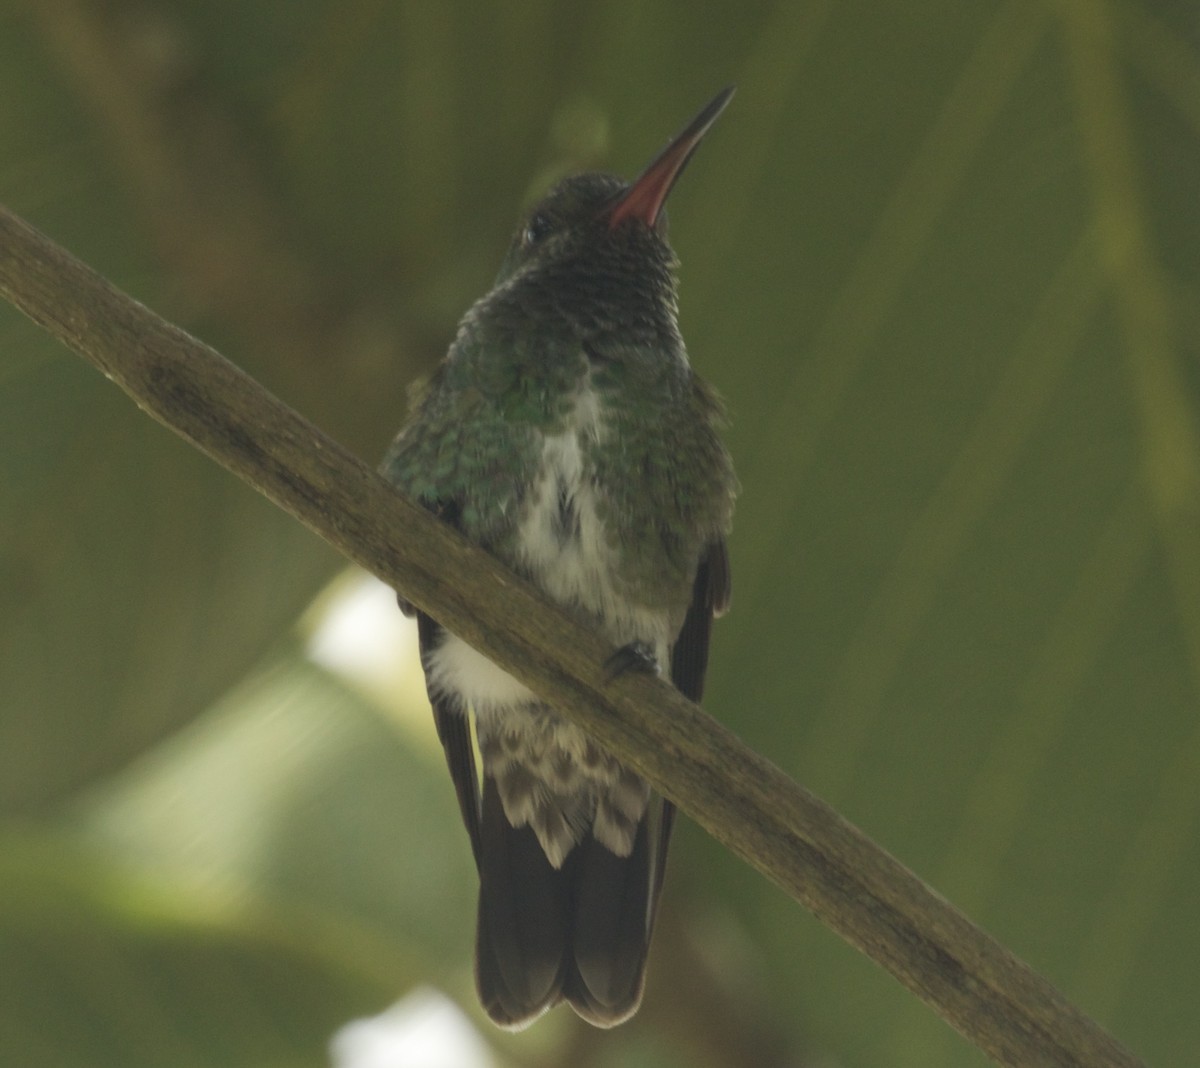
(0, 202, 1146, 1068)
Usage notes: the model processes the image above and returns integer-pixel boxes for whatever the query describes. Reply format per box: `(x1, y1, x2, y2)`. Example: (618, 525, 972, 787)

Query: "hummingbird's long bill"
(608, 86, 735, 229)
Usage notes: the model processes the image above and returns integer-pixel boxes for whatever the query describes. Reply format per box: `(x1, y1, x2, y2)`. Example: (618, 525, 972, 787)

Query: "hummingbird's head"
(494, 172, 638, 289)
(492, 88, 735, 311)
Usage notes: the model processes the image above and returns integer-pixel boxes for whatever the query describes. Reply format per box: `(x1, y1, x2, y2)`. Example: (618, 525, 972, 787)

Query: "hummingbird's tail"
(474, 775, 667, 1029)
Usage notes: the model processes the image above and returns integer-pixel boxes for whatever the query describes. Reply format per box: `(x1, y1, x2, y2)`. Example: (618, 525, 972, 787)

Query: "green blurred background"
(2, 1, 1197, 1065)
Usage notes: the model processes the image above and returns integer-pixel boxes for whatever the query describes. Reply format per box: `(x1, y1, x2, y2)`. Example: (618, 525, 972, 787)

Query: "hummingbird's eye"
(522, 212, 554, 248)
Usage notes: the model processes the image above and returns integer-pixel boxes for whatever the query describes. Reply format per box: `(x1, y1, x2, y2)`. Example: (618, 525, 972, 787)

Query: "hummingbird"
(381, 87, 737, 1029)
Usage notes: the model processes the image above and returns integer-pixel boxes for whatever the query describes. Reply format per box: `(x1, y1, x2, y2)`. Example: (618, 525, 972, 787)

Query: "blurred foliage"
(2, 0, 1198, 1065)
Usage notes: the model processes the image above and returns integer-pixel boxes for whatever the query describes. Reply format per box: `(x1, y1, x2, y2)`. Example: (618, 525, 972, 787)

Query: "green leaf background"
(2, 2, 1197, 1065)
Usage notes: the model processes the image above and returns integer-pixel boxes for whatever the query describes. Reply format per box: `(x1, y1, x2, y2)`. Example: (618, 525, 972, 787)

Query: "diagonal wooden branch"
(0, 202, 1146, 1068)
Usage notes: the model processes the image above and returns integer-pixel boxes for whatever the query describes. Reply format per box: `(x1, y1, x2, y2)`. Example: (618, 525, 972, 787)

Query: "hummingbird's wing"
(659, 537, 731, 881)
(408, 499, 485, 865)
(416, 610, 482, 866)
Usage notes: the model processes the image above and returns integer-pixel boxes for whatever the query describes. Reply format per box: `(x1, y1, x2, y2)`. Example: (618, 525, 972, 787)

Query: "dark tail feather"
(475, 780, 666, 1029)
(475, 777, 570, 1029)
(564, 813, 657, 1027)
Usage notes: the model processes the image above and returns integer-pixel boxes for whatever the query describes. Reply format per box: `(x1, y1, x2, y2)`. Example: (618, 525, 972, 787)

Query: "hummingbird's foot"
(396, 593, 416, 618)
(603, 641, 661, 682)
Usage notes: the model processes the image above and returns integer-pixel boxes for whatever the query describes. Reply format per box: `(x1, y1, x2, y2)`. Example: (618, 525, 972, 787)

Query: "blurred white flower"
(305, 569, 423, 713)
(331, 987, 495, 1068)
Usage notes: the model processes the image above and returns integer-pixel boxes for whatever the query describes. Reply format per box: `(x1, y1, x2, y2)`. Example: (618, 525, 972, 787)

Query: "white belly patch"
(425, 395, 672, 710)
